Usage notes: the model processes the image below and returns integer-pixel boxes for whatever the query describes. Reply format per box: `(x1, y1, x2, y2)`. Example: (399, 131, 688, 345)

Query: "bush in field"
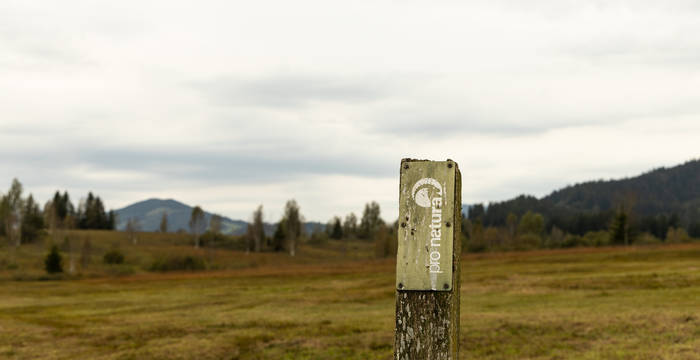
(544, 226, 566, 248)
(562, 234, 583, 248)
(199, 232, 247, 250)
(516, 233, 541, 250)
(636, 233, 662, 245)
(466, 240, 487, 253)
(199, 231, 223, 248)
(373, 225, 396, 258)
(103, 249, 125, 264)
(149, 255, 206, 272)
(44, 245, 63, 274)
(666, 227, 691, 243)
(484, 227, 508, 249)
(308, 230, 329, 245)
(583, 231, 610, 247)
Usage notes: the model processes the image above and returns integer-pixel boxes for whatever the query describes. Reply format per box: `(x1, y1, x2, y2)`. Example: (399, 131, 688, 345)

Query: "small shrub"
(666, 227, 691, 244)
(149, 255, 206, 272)
(308, 231, 329, 245)
(583, 231, 610, 247)
(544, 227, 566, 248)
(562, 234, 583, 248)
(44, 245, 63, 274)
(60, 236, 71, 251)
(199, 232, 223, 248)
(516, 233, 541, 250)
(103, 249, 125, 264)
(636, 233, 662, 245)
(466, 238, 487, 253)
(200, 232, 247, 250)
(0, 257, 18, 270)
(104, 265, 135, 276)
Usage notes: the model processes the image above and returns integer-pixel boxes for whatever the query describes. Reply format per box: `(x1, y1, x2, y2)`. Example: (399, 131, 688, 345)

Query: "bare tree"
(252, 205, 264, 252)
(245, 223, 254, 254)
(283, 200, 302, 257)
(43, 200, 58, 244)
(343, 212, 357, 238)
(209, 214, 222, 235)
(1, 179, 24, 247)
(159, 211, 168, 233)
(80, 236, 92, 271)
(189, 206, 206, 248)
(125, 217, 141, 245)
(359, 202, 383, 240)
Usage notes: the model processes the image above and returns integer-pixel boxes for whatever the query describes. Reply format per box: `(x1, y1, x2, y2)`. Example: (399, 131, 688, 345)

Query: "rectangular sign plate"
(396, 160, 455, 291)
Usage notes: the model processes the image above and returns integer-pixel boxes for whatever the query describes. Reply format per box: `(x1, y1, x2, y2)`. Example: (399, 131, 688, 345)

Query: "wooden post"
(395, 158, 461, 360)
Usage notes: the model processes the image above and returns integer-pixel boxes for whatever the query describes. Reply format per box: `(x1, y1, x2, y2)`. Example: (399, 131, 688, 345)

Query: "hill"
(115, 198, 325, 236)
(469, 159, 700, 237)
(114, 199, 248, 235)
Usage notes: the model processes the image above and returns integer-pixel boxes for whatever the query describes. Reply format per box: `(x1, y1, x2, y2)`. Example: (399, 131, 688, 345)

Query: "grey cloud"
(191, 74, 391, 108)
(365, 104, 604, 138)
(0, 146, 397, 213)
(367, 92, 700, 138)
(0, 144, 394, 188)
(561, 35, 700, 68)
(370, 115, 550, 138)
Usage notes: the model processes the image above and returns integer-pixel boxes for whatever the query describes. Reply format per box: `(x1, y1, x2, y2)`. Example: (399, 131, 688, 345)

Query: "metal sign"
(396, 160, 455, 291)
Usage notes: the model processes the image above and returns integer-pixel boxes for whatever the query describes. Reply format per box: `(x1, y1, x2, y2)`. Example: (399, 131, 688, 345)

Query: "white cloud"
(1, 0, 699, 221)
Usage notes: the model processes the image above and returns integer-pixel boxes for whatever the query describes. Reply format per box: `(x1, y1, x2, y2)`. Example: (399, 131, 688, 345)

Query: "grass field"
(1, 234, 699, 359)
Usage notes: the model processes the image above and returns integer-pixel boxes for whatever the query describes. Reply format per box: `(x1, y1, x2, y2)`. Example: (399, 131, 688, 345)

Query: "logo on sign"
(411, 177, 444, 276)
(411, 178, 443, 207)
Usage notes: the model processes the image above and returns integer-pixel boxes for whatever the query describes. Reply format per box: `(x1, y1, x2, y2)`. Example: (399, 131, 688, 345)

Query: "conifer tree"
(609, 210, 629, 245)
(21, 194, 44, 243)
(45, 245, 63, 274)
(330, 217, 343, 239)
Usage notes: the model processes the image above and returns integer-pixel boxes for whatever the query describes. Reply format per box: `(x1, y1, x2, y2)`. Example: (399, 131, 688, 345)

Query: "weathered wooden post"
(395, 158, 461, 359)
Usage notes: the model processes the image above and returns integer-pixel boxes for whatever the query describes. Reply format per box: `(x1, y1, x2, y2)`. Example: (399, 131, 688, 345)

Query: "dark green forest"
(463, 159, 700, 251)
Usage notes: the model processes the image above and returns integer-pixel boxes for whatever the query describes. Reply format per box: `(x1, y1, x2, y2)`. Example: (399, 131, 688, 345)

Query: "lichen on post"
(395, 158, 461, 359)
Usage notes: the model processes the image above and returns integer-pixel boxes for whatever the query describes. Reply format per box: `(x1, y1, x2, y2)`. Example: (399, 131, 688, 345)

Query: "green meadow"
(0, 232, 699, 359)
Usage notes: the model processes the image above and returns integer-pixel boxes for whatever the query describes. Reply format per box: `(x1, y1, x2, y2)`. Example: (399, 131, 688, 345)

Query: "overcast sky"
(1, 1, 699, 222)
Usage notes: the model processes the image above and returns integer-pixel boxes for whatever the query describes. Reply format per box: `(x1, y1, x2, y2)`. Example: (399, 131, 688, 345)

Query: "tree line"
(472, 159, 700, 243)
(317, 201, 398, 258)
(462, 201, 698, 253)
(182, 200, 398, 258)
(6, 170, 697, 260)
(0, 178, 116, 247)
(171, 200, 305, 256)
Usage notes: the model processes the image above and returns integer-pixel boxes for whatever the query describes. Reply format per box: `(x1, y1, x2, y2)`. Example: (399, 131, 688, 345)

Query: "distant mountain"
(466, 159, 700, 236)
(115, 199, 248, 235)
(115, 198, 325, 236)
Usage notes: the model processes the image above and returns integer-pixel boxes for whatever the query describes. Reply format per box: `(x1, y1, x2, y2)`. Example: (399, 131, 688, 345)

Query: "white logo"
(411, 178, 443, 208)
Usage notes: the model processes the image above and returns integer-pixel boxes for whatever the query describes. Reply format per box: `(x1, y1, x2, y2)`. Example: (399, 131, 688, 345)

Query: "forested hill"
(469, 159, 700, 237)
(115, 198, 324, 236)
